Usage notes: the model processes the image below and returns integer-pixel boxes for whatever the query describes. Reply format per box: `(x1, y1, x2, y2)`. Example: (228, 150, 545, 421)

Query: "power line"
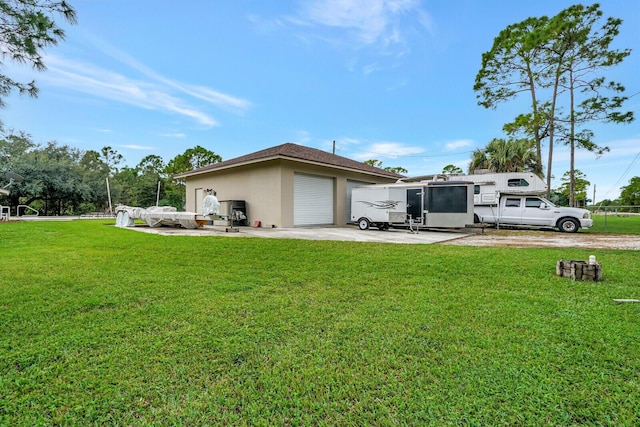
(344, 147, 476, 159)
(599, 150, 640, 200)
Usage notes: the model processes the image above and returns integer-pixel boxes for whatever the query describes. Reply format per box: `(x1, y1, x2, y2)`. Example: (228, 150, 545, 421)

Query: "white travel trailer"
(350, 181, 474, 230)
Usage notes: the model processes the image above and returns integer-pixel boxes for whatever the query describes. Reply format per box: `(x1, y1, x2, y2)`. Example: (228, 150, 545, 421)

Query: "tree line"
(0, 131, 220, 216)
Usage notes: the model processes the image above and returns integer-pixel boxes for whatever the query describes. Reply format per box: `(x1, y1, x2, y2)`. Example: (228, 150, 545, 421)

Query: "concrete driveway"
(127, 224, 474, 245)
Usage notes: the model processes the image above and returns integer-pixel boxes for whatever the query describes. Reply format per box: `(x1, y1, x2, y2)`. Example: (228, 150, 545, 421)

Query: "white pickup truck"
(475, 195, 593, 233)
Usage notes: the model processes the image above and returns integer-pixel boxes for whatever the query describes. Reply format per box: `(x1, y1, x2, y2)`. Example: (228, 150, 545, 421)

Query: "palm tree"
(468, 148, 489, 173)
(468, 138, 539, 174)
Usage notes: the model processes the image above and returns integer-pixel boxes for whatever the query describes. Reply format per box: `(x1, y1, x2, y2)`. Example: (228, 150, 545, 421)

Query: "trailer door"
(406, 189, 424, 224)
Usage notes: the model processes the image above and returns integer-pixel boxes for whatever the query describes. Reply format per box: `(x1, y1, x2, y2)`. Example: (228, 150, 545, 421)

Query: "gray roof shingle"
(175, 143, 405, 179)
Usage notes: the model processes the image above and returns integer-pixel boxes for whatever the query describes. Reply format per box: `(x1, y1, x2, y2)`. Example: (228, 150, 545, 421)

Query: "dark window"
(505, 198, 521, 207)
(426, 186, 468, 213)
(474, 185, 480, 194)
(507, 178, 529, 187)
(525, 198, 542, 208)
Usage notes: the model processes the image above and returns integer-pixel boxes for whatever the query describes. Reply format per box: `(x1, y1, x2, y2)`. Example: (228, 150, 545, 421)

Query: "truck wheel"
(357, 218, 370, 230)
(558, 218, 579, 233)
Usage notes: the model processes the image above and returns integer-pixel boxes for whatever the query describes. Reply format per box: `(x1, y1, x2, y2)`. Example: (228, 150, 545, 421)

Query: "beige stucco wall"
(185, 161, 283, 228)
(184, 159, 397, 228)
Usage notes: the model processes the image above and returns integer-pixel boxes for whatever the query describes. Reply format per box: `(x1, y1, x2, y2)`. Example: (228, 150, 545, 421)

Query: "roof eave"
(174, 154, 402, 180)
(174, 156, 280, 179)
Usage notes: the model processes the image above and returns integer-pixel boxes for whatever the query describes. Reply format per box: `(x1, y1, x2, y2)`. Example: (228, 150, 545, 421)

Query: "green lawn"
(586, 213, 640, 234)
(1, 221, 639, 425)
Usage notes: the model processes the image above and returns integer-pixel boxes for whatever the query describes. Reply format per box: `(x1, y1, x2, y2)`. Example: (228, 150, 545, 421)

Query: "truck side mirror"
(540, 202, 548, 209)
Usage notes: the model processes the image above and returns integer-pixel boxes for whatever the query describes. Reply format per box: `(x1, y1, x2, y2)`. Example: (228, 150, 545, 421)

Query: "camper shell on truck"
(443, 172, 592, 232)
(350, 181, 474, 231)
(455, 172, 548, 205)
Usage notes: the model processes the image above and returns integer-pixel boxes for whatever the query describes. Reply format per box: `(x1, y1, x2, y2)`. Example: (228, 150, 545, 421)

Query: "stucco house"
(175, 143, 403, 228)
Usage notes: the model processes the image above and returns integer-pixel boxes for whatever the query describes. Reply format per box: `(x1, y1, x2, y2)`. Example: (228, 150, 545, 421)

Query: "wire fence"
(586, 205, 640, 233)
(587, 205, 640, 214)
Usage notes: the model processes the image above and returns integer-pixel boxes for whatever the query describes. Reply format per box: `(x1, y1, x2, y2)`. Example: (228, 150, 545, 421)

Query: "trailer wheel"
(357, 218, 370, 230)
(558, 218, 579, 233)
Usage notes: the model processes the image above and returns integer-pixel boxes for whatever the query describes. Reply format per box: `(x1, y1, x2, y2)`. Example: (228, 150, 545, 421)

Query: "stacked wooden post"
(556, 260, 603, 282)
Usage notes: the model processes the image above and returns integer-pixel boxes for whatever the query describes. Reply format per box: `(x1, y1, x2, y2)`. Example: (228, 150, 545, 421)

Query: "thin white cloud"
(363, 63, 380, 75)
(340, 137, 362, 146)
(162, 102, 218, 127)
(329, 136, 364, 152)
(292, 130, 313, 144)
(247, 14, 286, 35)
(159, 133, 186, 138)
(600, 137, 640, 156)
(187, 86, 252, 113)
(302, 0, 388, 45)
(444, 139, 474, 151)
(293, 0, 433, 50)
(89, 37, 253, 114)
(40, 55, 219, 127)
(551, 137, 640, 164)
(416, 9, 436, 36)
(26, 35, 253, 127)
(370, 142, 425, 156)
(352, 141, 424, 160)
(121, 144, 155, 150)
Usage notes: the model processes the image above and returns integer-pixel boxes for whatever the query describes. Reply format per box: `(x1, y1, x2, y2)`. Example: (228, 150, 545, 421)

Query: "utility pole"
(106, 177, 113, 215)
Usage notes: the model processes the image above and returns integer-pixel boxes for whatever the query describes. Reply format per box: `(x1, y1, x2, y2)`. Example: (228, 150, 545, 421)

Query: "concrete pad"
(125, 224, 473, 245)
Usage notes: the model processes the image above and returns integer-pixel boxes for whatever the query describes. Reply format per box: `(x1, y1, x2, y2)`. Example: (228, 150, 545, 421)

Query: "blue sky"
(3, 0, 639, 202)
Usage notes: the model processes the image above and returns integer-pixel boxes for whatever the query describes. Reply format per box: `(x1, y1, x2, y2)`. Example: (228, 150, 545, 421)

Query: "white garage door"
(346, 180, 373, 223)
(294, 173, 334, 226)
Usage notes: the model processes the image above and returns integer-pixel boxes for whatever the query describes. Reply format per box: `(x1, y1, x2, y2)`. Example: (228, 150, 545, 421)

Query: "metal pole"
(156, 181, 161, 206)
(106, 177, 113, 215)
